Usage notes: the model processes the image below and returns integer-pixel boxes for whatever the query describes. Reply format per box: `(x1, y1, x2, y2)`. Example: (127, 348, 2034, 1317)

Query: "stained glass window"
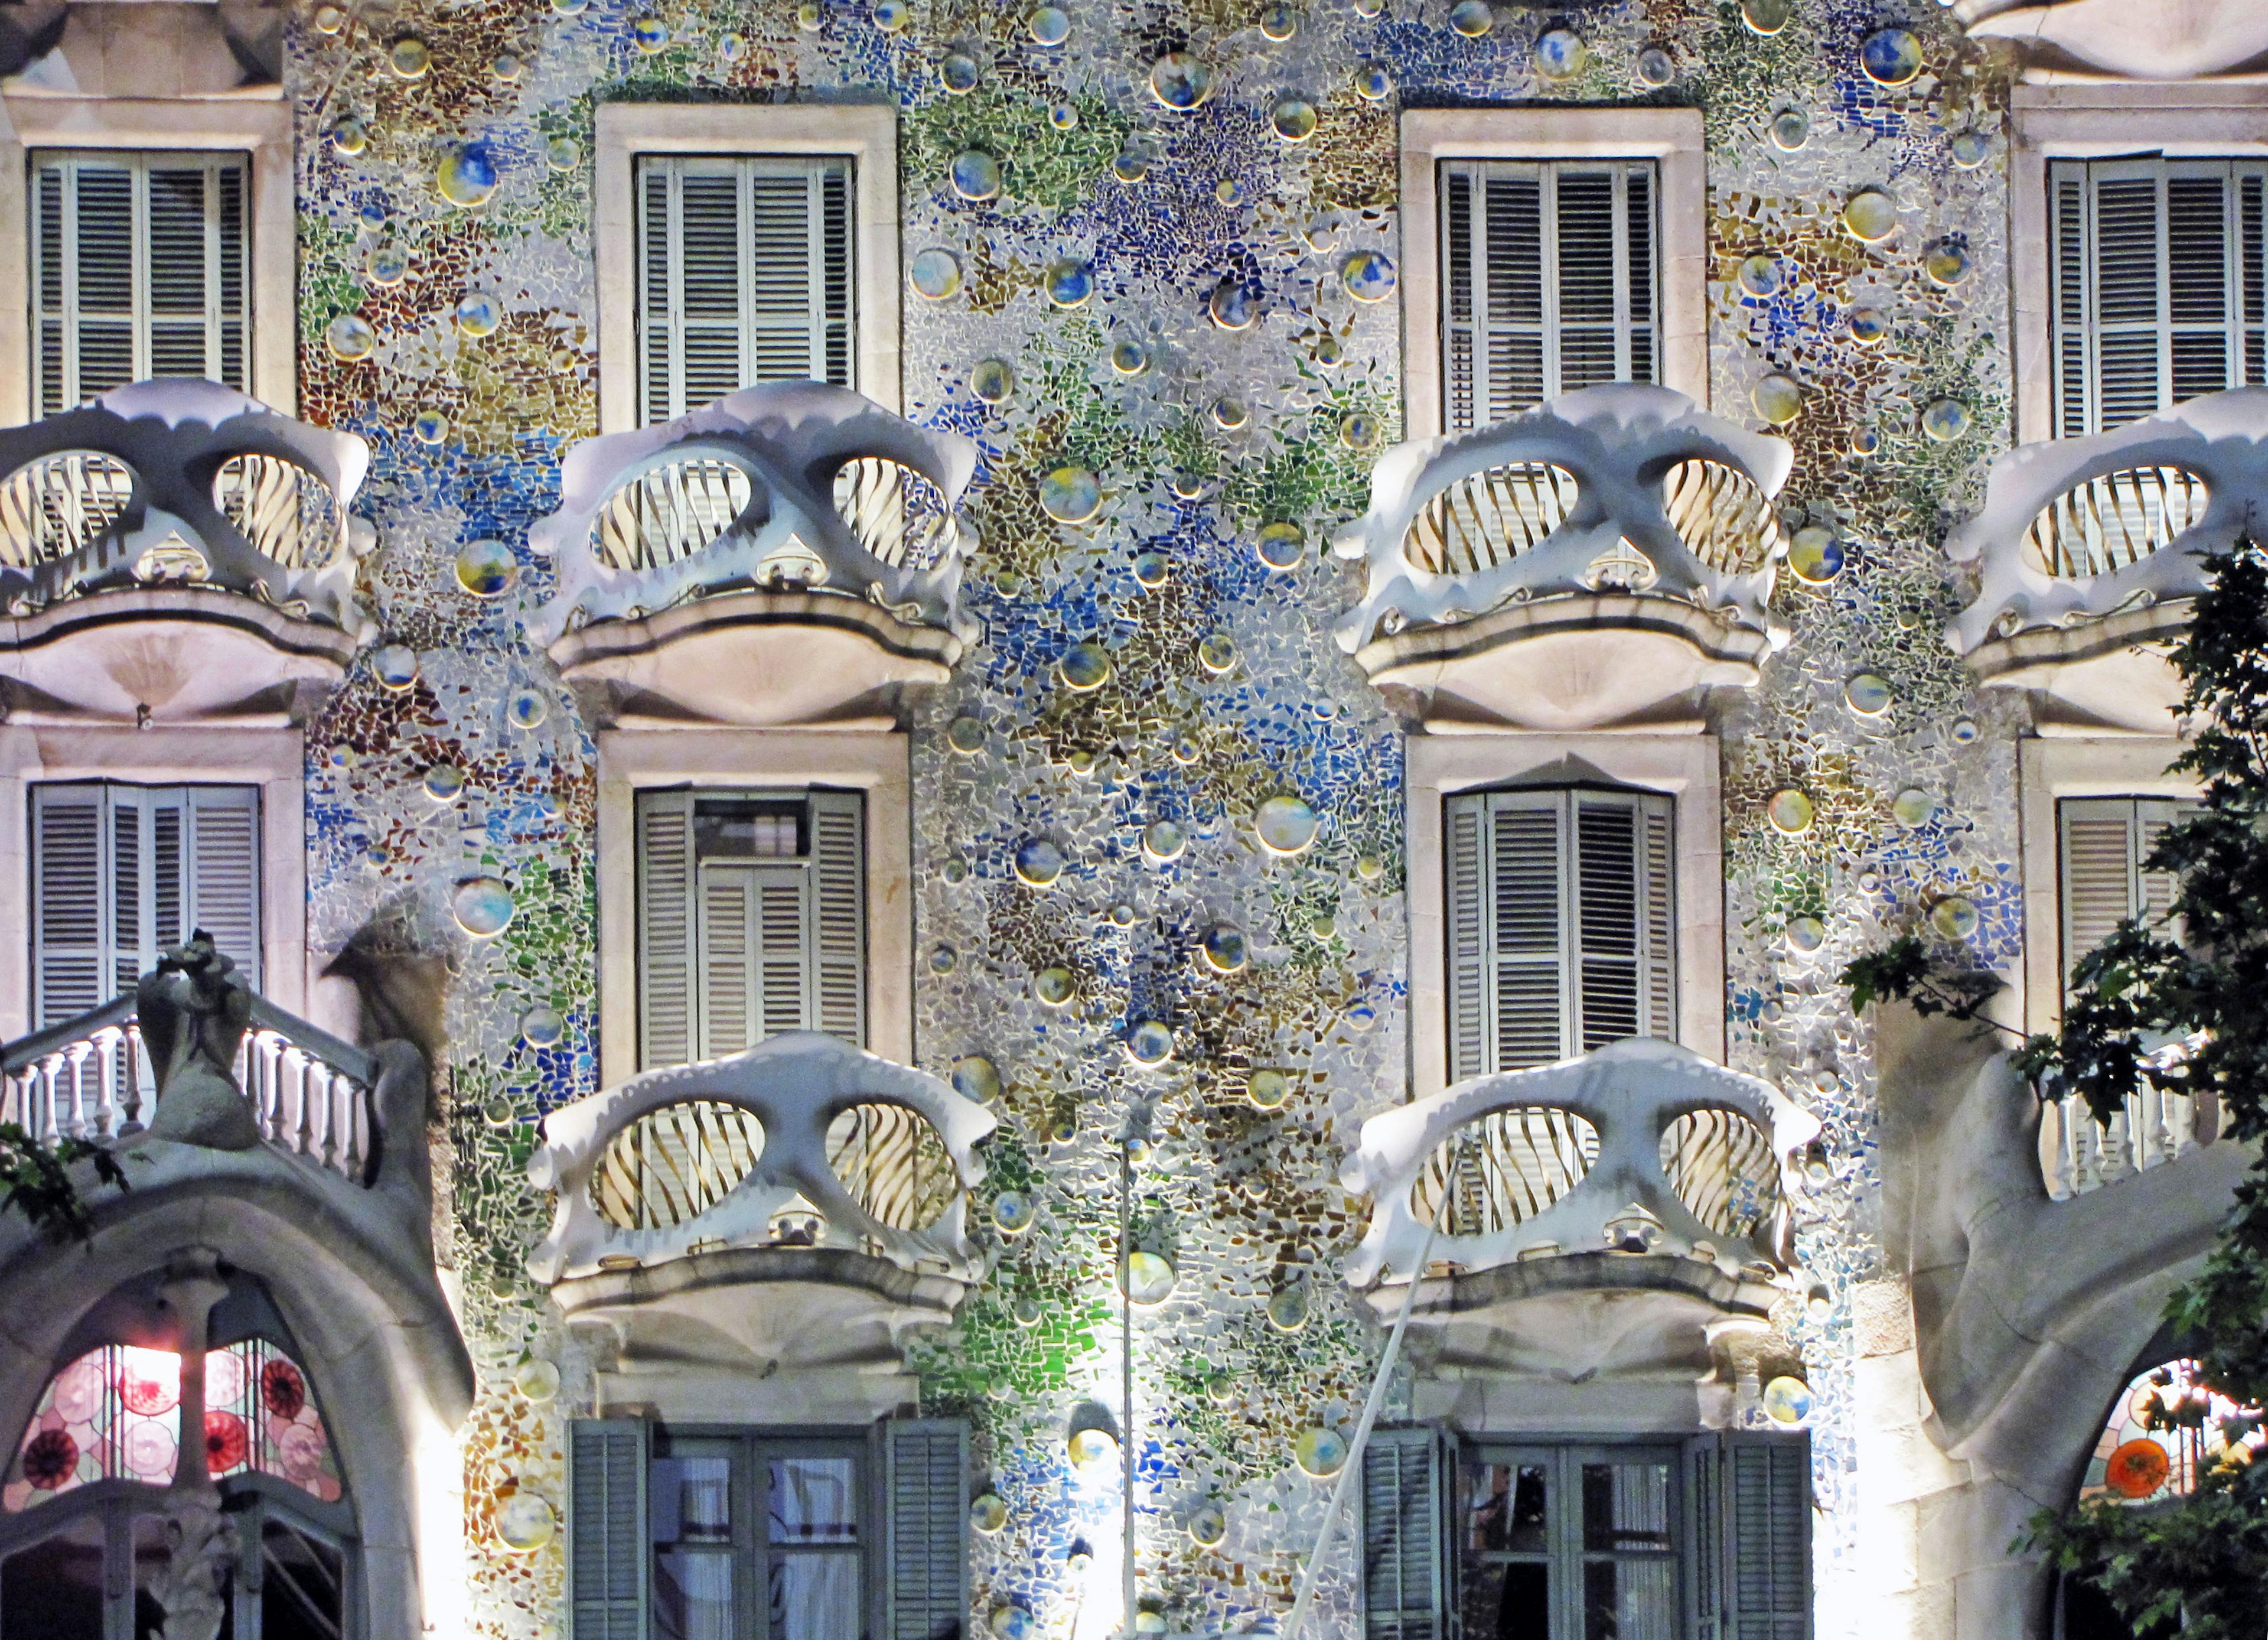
(4, 1339, 343, 1512)
(2080, 1358, 2265, 1506)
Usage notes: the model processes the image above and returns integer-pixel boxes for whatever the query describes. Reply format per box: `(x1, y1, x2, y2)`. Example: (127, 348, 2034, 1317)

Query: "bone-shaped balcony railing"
(1946, 388, 2268, 655)
(1331, 384, 1795, 652)
(1340, 1037, 1821, 1287)
(524, 1031, 998, 1284)
(0, 380, 376, 639)
(1, 995, 379, 1185)
(526, 383, 980, 649)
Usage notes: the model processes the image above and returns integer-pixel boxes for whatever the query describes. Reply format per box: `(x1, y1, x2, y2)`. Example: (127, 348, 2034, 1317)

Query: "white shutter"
(637, 791, 698, 1069)
(634, 154, 855, 425)
(2051, 157, 2268, 435)
(1685, 1431, 1811, 1640)
(810, 790, 866, 1046)
(882, 1418, 967, 1640)
(1486, 790, 1569, 1070)
(2060, 797, 2194, 997)
(569, 1419, 648, 1640)
(1361, 1425, 1455, 1640)
(185, 788, 262, 992)
(1441, 160, 1660, 431)
(29, 151, 249, 412)
(1444, 794, 1490, 1082)
(31, 787, 106, 1028)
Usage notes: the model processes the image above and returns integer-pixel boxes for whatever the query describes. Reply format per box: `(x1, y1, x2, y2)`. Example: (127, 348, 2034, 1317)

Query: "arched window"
(2079, 1356, 2264, 1508)
(0, 1314, 355, 1638)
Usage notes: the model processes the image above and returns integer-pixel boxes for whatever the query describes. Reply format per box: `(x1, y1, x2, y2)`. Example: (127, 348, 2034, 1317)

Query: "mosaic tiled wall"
(280, 0, 2025, 1633)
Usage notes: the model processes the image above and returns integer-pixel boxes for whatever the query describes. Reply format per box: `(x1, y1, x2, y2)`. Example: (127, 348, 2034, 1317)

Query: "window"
(1363, 1429, 1811, 1640)
(30, 149, 249, 414)
(1441, 160, 1658, 432)
(30, 782, 260, 1028)
(1, 1333, 354, 1638)
(2058, 796, 2195, 995)
(636, 155, 852, 425)
(570, 1418, 966, 1640)
(2048, 157, 2268, 437)
(1443, 785, 1675, 1080)
(634, 788, 864, 1069)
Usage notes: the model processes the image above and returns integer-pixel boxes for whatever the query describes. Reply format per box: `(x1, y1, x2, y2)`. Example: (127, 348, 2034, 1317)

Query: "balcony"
(524, 1032, 995, 1415)
(1945, 389, 2267, 733)
(1339, 1037, 1819, 1382)
(527, 384, 979, 729)
(0, 380, 374, 725)
(1331, 385, 1793, 732)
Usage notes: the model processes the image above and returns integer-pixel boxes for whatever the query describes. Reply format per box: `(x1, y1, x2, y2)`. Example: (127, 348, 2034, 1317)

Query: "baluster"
(338, 1071, 364, 1181)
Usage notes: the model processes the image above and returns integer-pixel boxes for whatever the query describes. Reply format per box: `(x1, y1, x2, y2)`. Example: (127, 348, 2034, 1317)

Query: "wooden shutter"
(634, 154, 855, 425)
(1686, 1431, 1811, 1640)
(882, 1418, 967, 1640)
(637, 790, 698, 1069)
(1440, 160, 1660, 431)
(2060, 797, 2192, 995)
(185, 787, 261, 991)
(1451, 786, 1677, 1073)
(28, 151, 249, 413)
(569, 1418, 648, 1640)
(2049, 157, 2268, 437)
(1361, 1424, 1455, 1640)
(810, 789, 866, 1046)
(1444, 793, 1490, 1082)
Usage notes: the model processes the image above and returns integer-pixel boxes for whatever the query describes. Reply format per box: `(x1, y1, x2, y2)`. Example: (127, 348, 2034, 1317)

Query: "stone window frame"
(594, 728, 913, 1089)
(0, 724, 308, 1043)
(2016, 734, 2199, 1038)
(593, 102, 901, 434)
(2008, 82, 2268, 447)
(0, 93, 296, 420)
(1405, 733, 1725, 1105)
(1396, 107, 1709, 444)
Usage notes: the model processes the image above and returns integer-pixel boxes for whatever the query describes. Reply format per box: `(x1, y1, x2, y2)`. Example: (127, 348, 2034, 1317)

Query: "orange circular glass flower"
(2106, 1439, 2171, 1499)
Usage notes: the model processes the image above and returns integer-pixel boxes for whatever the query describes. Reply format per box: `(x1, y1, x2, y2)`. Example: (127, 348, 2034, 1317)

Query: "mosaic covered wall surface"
(278, 0, 2021, 1632)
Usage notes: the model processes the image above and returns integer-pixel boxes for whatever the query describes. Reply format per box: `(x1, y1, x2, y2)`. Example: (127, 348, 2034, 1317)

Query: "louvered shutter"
(882, 1418, 967, 1640)
(635, 155, 855, 425)
(569, 1418, 648, 1640)
(1686, 1431, 1810, 1640)
(810, 789, 866, 1046)
(2050, 157, 2268, 436)
(1487, 789, 1569, 1070)
(28, 152, 249, 413)
(185, 788, 261, 992)
(637, 790, 698, 1069)
(2060, 797, 2194, 997)
(1441, 160, 1660, 432)
(1445, 793, 1490, 1082)
(1361, 1425, 1455, 1640)
(32, 787, 106, 1028)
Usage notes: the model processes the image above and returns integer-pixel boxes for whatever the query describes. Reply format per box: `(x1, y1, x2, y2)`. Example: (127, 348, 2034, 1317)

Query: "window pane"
(1583, 1556, 1678, 1640)
(1462, 1558, 1551, 1640)
(1581, 1460, 1673, 1551)
(1, 1508, 106, 1638)
(654, 1550, 734, 1640)
(769, 1456, 858, 1544)
(1466, 1460, 1549, 1553)
(770, 1554, 861, 1640)
(651, 1456, 734, 1543)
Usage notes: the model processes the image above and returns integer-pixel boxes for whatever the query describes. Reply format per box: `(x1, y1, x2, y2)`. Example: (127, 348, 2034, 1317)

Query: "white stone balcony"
(527, 384, 978, 728)
(524, 1032, 996, 1416)
(1339, 1039, 1819, 1381)
(1331, 385, 1793, 731)
(0, 380, 373, 725)
(1946, 388, 2268, 733)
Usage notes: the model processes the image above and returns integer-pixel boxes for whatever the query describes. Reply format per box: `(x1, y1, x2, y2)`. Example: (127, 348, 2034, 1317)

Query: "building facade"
(0, 0, 2259, 1636)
